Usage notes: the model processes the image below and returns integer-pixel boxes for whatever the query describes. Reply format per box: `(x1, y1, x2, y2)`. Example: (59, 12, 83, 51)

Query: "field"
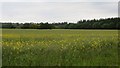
(1, 29, 119, 66)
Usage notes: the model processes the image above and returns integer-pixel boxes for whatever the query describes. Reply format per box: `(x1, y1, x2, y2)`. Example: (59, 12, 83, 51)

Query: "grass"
(1, 29, 119, 66)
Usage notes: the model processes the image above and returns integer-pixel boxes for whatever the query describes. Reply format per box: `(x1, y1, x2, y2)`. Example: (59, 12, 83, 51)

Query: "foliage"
(2, 29, 118, 66)
(1, 17, 120, 29)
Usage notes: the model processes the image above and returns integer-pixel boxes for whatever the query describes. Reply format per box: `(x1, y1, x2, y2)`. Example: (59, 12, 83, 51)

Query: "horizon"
(0, 17, 119, 23)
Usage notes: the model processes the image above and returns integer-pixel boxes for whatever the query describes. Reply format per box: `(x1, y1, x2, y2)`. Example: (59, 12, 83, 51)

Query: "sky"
(0, 0, 119, 23)
(0, 0, 119, 2)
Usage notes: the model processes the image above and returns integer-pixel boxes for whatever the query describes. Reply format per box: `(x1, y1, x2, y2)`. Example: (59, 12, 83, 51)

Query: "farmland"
(1, 29, 119, 66)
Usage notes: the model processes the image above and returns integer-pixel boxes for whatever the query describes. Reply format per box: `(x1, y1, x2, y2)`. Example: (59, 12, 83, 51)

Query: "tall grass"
(2, 29, 118, 66)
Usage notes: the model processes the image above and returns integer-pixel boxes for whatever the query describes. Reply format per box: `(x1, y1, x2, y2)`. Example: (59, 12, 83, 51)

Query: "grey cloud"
(1, 2, 118, 23)
(0, 0, 119, 2)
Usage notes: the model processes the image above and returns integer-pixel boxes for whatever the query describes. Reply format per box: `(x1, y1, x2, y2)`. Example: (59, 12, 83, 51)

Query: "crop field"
(1, 29, 119, 66)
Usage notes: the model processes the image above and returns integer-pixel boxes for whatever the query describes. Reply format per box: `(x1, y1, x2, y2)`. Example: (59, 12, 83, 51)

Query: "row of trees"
(0, 17, 120, 29)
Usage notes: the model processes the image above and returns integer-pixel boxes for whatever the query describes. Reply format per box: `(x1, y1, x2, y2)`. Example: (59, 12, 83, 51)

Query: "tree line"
(0, 17, 120, 29)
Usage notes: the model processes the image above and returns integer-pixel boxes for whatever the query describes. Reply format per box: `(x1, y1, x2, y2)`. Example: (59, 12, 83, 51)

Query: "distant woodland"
(0, 17, 120, 29)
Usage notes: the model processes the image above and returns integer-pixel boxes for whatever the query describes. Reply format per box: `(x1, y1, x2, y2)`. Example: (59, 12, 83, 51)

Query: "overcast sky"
(0, 0, 119, 2)
(0, 1, 119, 23)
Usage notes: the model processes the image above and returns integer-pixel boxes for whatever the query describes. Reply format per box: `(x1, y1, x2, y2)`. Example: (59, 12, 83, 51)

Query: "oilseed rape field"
(1, 29, 119, 66)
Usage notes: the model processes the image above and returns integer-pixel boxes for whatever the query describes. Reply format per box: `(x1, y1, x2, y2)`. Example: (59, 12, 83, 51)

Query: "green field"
(2, 29, 119, 66)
